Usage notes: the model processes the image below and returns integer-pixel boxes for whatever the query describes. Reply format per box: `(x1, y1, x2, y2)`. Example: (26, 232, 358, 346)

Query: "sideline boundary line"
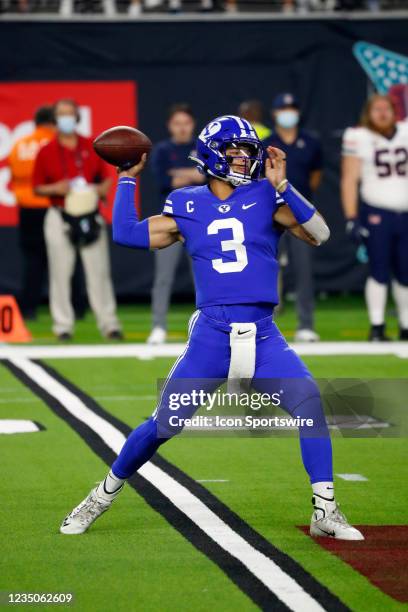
(0, 342, 407, 360)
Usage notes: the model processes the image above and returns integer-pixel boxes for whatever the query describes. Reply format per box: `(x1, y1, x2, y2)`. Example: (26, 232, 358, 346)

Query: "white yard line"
(196, 479, 230, 483)
(336, 473, 369, 482)
(10, 356, 325, 612)
(0, 397, 42, 403)
(94, 395, 157, 401)
(1, 341, 408, 360)
(0, 419, 41, 434)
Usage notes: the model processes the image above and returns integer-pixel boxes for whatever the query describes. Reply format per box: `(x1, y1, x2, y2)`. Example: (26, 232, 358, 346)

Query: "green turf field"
(22, 294, 402, 343)
(1, 347, 407, 611)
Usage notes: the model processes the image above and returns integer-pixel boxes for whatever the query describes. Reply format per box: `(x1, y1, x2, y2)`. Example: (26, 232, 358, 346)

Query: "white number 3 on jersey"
(207, 218, 248, 273)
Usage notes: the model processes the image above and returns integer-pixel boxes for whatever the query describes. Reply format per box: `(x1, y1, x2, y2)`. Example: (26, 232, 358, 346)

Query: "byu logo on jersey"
(218, 204, 231, 213)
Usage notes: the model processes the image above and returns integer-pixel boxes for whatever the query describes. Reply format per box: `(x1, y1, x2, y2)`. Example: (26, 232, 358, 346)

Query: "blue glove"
(356, 244, 369, 264)
(345, 218, 369, 244)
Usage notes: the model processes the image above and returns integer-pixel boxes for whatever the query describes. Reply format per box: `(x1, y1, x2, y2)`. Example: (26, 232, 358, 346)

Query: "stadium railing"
(1, 0, 408, 17)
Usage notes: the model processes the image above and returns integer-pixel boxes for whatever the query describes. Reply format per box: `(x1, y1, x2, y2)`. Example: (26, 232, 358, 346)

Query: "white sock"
(365, 277, 387, 325)
(312, 481, 334, 500)
(312, 482, 336, 519)
(392, 280, 408, 329)
(96, 470, 125, 503)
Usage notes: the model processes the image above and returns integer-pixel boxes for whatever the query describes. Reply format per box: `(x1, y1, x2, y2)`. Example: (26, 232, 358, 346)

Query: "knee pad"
(279, 377, 329, 439)
(294, 396, 330, 438)
(279, 376, 321, 416)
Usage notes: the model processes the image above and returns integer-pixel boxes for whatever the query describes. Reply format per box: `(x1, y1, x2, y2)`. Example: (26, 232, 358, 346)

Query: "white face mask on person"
(57, 115, 77, 134)
(275, 110, 299, 129)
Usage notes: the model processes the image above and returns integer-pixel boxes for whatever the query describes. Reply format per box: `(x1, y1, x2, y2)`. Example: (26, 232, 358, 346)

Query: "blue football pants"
(112, 310, 333, 484)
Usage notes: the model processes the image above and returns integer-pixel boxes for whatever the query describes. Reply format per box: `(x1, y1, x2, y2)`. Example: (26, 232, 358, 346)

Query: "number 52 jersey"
(342, 122, 408, 211)
(162, 179, 284, 308)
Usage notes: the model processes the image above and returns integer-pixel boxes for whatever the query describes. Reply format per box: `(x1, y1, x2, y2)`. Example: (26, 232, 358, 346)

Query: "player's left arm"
(273, 205, 326, 246)
(266, 146, 330, 247)
(309, 169, 322, 194)
(309, 137, 323, 193)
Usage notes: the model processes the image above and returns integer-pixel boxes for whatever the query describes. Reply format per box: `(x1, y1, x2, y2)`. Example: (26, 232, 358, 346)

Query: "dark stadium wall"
(1, 18, 407, 300)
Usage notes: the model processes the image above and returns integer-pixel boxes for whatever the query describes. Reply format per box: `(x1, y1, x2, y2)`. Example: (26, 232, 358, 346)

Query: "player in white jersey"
(341, 94, 408, 341)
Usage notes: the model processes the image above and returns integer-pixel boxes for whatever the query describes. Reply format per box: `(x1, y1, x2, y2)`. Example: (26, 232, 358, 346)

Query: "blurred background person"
(147, 103, 204, 345)
(341, 94, 408, 341)
(128, 0, 164, 16)
(127, 0, 236, 15)
(263, 93, 323, 342)
(33, 98, 122, 341)
(8, 105, 55, 320)
(238, 99, 272, 141)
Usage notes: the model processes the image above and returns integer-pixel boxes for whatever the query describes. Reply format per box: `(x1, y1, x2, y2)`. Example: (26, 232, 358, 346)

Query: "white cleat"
(147, 327, 167, 345)
(60, 488, 111, 535)
(310, 494, 364, 541)
(295, 329, 320, 343)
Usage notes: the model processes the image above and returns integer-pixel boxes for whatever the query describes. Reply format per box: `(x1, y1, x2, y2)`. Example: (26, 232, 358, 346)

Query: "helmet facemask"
(221, 141, 263, 186)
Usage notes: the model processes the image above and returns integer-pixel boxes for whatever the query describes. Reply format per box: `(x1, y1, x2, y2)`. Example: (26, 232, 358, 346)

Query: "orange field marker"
(0, 295, 32, 343)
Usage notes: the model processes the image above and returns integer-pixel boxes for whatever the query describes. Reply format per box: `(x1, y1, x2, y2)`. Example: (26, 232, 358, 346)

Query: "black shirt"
(150, 139, 197, 201)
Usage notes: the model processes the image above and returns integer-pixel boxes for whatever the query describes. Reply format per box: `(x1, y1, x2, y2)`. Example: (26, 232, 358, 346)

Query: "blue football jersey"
(162, 179, 284, 308)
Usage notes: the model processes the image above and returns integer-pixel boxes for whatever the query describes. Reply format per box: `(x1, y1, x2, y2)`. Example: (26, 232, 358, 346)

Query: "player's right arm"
(340, 128, 367, 242)
(341, 128, 362, 219)
(146, 214, 181, 249)
(113, 154, 182, 250)
(341, 156, 361, 219)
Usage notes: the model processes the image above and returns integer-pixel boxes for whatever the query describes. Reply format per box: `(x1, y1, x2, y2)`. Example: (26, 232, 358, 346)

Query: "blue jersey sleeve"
(276, 189, 285, 208)
(161, 188, 194, 244)
(162, 189, 181, 217)
(161, 188, 197, 217)
(112, 178, 150, 249)
(162, 191, 177, 217)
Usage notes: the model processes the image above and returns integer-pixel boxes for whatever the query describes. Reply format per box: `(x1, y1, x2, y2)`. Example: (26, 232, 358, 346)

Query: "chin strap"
(228, 176, 252, 187)
(221, 173, 252, 187)
(205, 169, 251, 187)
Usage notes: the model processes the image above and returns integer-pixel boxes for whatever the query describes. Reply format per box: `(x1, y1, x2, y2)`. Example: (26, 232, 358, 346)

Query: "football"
(93, 126, 152, 169)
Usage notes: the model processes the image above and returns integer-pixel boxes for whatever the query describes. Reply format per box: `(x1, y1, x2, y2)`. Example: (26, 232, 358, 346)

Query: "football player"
(61, 116, 363, 541)
(342, 94, 408, 341)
